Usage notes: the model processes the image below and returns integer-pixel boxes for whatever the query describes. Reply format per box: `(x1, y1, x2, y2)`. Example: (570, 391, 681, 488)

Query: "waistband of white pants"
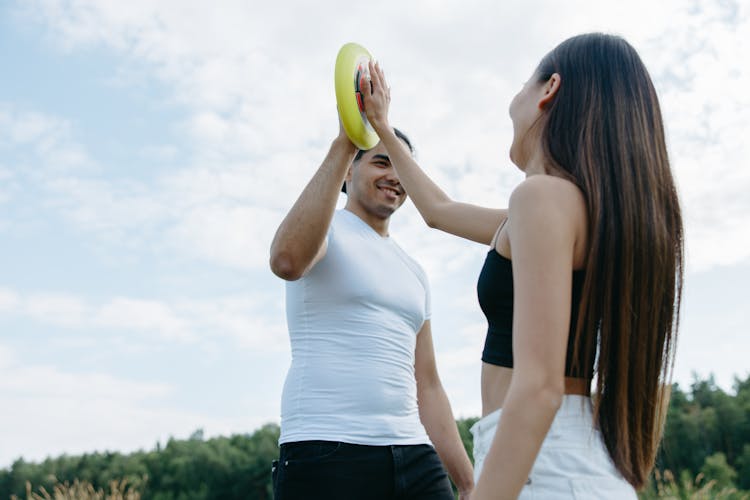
(471, 395, 593, 437)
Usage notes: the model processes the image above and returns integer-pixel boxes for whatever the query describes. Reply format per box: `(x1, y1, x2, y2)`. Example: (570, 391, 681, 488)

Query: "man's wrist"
(454, 469, 475, 495)
(458, 485, 473, 499)
(332, 135, 358, 156)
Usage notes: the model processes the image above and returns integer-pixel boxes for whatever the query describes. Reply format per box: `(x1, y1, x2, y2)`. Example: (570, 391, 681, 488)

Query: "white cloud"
(24, 293, 90, 328)
(44, 176, 168, 236)
(0, 104, 62, 146)
(42, 168, 297, 270)
(11, 0, 747, 274)
(0, 344, 13, 367)
(0, 166, 17, 207)
(173, 294, 288, 351)
(0, 343, 256, 468)
(0, 287, 20, 311)
(0, 103, 92, 174)
(0, 286, 286, 350)
(0, 102, 299, 270)
(166, 203, 278, 271)
(641, 0, 750, 272)
(2, 290, 193, 342)
(95, 297, 195, 342)
(673, 260, 750, 390)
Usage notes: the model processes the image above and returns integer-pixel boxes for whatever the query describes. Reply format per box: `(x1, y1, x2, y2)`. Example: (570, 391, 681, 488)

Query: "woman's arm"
(363, 61, 506, 245)
(472, 176, 580, 499)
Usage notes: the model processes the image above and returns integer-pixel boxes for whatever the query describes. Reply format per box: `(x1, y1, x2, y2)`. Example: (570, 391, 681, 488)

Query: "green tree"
(735, 444, 750, 491)
(700, 452, 737, 490)
(456, 417, 479, 464)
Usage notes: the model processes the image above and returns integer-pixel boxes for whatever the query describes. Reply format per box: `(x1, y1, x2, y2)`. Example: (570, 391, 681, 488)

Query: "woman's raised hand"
(363, 60, 391, 133)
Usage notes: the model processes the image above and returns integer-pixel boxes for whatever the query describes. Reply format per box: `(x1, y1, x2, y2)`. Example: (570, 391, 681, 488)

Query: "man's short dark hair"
(341, 127, 414, 194)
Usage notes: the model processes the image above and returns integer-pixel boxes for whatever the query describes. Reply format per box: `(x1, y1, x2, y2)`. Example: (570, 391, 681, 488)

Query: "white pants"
(470, 395, 637, 499)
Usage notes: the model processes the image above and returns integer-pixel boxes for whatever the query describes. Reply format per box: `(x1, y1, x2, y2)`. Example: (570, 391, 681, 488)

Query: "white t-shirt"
(279, 209, 432, 445)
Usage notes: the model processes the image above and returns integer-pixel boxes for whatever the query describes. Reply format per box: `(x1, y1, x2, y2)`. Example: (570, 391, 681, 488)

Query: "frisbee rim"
(335, 43, 379, 150)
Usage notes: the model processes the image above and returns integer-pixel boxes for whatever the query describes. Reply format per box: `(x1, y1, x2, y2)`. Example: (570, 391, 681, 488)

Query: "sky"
(1, 0, 748, 469)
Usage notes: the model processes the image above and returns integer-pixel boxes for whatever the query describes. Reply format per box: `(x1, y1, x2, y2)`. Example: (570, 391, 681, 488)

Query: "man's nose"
(384, 168, 401, 184)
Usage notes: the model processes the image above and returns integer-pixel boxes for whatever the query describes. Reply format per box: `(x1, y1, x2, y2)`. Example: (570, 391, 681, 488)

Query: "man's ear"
(538, 72, 561, 109)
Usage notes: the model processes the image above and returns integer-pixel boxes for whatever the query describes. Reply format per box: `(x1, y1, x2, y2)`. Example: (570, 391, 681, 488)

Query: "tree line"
(1, 373, 748, 499)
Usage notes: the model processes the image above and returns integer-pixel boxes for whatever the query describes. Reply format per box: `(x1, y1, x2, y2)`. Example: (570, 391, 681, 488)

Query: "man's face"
(346, 142, 407, 219)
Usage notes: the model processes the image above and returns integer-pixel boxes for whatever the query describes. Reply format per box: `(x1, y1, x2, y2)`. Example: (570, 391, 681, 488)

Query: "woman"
(362, 33, 683, 499)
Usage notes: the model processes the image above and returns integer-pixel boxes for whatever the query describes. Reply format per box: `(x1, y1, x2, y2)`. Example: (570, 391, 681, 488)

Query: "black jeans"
(272, 440, 455, 500)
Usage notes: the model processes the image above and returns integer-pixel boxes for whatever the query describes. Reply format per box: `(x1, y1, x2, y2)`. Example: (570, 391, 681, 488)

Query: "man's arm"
(415, 320, 474, 499)
(269, 129, 356, 281)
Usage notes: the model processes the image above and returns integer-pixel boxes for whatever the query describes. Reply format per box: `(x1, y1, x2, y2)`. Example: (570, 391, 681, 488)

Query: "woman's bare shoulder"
(509, 174, 585, 215)
(507, 175, 588, 264)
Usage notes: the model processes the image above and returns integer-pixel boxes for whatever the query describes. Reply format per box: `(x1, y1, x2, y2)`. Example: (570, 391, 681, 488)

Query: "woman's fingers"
(377, 63, 387, 87)
(368, 61, 378, 91)
(367, 61, 390, 104)
(362, 60, 391, 130)
(378, 66, 390, 100)
(368, 61, 385, 93)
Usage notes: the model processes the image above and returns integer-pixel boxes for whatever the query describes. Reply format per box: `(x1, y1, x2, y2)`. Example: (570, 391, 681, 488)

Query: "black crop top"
(477, 248, 592, 378)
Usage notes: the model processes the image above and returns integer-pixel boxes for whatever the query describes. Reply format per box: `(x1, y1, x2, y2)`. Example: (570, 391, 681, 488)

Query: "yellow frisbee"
(335, 42, 379, 150)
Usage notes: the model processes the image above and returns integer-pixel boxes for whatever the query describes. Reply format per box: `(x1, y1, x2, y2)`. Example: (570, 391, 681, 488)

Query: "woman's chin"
(509, 148, 523, 169)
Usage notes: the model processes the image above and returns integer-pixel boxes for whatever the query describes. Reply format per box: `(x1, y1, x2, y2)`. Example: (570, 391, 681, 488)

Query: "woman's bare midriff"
(481, 362, 591, 417)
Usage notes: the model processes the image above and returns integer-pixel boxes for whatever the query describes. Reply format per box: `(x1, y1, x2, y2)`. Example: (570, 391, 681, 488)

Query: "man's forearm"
(269, 137, 356, 279)
(419, 384, 474, 495)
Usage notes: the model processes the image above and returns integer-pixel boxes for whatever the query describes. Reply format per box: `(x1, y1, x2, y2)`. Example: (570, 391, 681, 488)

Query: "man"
(269, 123, 474, 500)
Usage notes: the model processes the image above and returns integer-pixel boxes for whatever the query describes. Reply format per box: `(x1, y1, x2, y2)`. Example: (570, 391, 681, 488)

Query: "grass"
(639, 469, 750, 500)
(12, 479, 141, 500)
(13, 470, 750, 500)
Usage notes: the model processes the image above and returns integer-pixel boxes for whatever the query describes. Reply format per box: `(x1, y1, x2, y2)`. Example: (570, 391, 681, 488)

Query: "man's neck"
(343, 204, 390, 237)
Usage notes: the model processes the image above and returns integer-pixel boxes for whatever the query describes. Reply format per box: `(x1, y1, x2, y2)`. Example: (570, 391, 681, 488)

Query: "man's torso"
(280, 209, 431, 445)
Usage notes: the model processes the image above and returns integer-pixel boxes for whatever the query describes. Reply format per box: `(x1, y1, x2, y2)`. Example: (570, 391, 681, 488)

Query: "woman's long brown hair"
(535, 33, 684, 489)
